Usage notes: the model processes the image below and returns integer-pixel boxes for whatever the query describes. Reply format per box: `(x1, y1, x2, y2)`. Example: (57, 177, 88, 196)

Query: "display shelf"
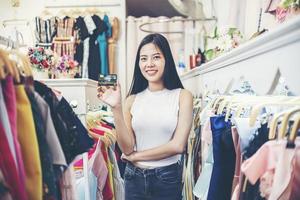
(180, 16, 300, 95)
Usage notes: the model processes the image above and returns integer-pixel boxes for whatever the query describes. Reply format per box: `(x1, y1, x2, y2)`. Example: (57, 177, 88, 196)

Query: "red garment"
(0, 122, 26, 200)
(73, 127, 105, 168)
(90, 128, 105, 136)
(73, 141, 97, 168)
(2, 76, 27, 199)
(99, 122, 113, 130)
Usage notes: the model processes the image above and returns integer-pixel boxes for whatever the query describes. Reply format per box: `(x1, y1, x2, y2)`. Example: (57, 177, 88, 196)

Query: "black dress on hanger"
(88, 15, 108, 80)
(74, 15, 108, 80)
(74, 16, 89, 70)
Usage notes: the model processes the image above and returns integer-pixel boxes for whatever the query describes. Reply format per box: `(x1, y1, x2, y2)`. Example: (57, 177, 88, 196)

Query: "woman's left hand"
(121, 152, 137, 162)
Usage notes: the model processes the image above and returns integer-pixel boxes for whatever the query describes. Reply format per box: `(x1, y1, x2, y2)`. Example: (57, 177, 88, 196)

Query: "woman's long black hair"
(127, 33, 184, 96)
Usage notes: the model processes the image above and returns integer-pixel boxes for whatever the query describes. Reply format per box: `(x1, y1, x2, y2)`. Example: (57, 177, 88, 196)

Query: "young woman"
(98, 33, 193, 200)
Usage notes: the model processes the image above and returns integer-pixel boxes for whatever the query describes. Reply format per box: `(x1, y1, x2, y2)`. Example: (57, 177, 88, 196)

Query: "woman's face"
(139, 43, 165, 84)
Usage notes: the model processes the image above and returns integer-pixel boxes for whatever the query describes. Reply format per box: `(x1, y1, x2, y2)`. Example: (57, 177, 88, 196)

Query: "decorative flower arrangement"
(276, 0, 300, 22)
(204, 27, 244, 61)
(280, 0, 300, 9)
(28, 47, 55, 71)
(55, 55, 79, 78)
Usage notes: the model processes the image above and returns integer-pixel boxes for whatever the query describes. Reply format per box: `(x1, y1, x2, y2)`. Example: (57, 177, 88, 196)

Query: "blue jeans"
(124, 161, 183, 200)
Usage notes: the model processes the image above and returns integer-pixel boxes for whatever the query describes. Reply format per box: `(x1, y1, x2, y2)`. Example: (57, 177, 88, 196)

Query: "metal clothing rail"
(0, 35, 18, 49)
(138, 17, 217, 34)
(45, 3, 121, 8)
(2, 19, 30, 27)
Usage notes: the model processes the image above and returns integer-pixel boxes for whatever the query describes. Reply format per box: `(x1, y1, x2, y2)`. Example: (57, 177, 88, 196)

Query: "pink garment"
(241, 139, 300, 200)
(0, 121, 25, 200)
(92, 140, 108, 200)
(73, 142, 97, 168)
(276, 7, 289, 22)
(73, 126, 107, 168)
(268, 147, 296, 200)
(231, 127, 241, 196)
(201, 111, 214, 165)
(2, 76, 27, 198)
(60, 166, 77, 200)
(231, 184, 239, 200)
(0, 169, 12, 200)
(290, 147, 300, 200)
(201, 117, 213, 144)
(259, 169, 275, 198)
(241, 140, 284, 184)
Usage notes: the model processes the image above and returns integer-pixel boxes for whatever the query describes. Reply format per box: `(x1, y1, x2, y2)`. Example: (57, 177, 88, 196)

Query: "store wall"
(0, 0, 280, 95)
(213, 0, 277, 39)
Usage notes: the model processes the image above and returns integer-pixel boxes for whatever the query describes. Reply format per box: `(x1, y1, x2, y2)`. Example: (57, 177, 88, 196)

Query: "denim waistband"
(126, 160, 182, 176)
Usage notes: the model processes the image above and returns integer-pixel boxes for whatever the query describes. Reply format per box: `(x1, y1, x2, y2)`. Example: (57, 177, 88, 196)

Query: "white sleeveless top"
(131, 88, 182, 167)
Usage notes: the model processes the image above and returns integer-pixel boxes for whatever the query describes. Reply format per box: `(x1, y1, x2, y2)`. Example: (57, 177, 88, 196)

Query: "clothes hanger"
(40, 9, 52, 20)
(228, 96, 290, 121)
(0, 58, 6, 79)
(230, 76, 256, 96)
(2, 48, 21, 83)
(12, 50, 33, 77)
(104, 133, 115, 147)
(87, 129, 101, 140)
(222, 96, 263, 121)
(69, 9, 81, 18)
(8, 50, 25, 76)
(223, 78, 235, 95)
(57, 9, 68, 18)
(217, 96, 233, 115)
(217, 76, 255, 114)
(100, 135, 111, 147)
(82, 8, 91, 16)
(268, 109, 290, 140)
(94, 123, 113, 133)
(193, 96, 202, 108)
(211, 95, 226, 111)
(235, 96, 292, 117)
(249, 99, 300, 127)
(278, 107, 300, 139)
(90, 7, 99, 15)
(217, 95, 259, 115)
(224, 96, 296, 122)
(2, 19, 29, 28)
(0, 49, 14, 75)
(288, 113, 300, 144)
(9, 59, 20, 83)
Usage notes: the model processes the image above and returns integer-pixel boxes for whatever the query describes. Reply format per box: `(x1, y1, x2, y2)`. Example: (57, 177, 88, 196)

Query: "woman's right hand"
(97, 83, 122, 109)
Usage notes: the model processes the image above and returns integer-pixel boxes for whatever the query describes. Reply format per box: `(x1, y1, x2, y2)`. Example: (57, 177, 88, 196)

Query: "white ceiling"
(126, 0, 185, 17)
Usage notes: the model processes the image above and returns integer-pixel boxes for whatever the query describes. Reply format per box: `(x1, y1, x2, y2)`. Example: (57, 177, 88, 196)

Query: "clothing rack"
(0, 35, 18, 49)
(45, 3, 121, 9)
(2, 19, 30, 27)
(139, 17, 217, 34)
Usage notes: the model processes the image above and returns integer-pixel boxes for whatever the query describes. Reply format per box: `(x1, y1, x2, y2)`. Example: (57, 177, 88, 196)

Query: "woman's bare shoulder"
(180, 89, 193, 99)
(125, 95, 136, 109)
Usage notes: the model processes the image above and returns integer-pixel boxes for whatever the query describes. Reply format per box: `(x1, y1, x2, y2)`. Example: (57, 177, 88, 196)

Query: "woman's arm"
(98, 84, 136, 155)
(124, 89, 193, 162)
(112, 95, 136, 155)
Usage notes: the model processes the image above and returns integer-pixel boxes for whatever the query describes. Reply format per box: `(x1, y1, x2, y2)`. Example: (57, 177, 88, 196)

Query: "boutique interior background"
(0, 0, 299, 97)
(0, 0, 126, 97)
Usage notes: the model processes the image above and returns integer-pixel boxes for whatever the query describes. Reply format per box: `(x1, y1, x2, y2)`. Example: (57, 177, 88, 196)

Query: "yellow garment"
(108, 17, 119, 74)
(15, 85, 42, 200)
